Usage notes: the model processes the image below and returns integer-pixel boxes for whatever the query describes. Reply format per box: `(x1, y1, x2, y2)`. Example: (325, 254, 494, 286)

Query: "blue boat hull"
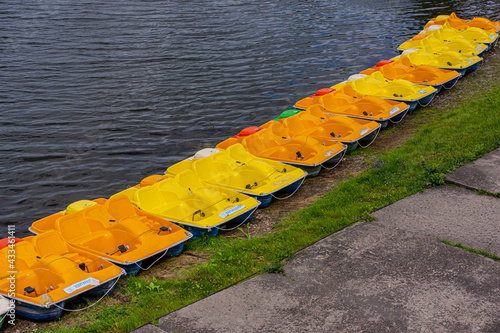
(178, 207, 258, 238)
(165, 242, 185, 257)
(10, 299, 64, 321)
(220, 207, 256, 229)
(85, 277, 119, 298)
(465, 61, 481, 74)
(181, 224, 219, 240)
(116, 261, 143, 276)
(273, 177, 304, 197)
(251, 194, 273, 208)
(442, 75, 460, 89)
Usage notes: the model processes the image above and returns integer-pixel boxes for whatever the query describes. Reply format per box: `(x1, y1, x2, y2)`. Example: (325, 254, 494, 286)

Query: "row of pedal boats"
(1, 12, 499, 325)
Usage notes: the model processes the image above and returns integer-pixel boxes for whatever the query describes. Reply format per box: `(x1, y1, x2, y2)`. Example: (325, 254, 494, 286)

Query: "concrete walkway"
(133, 149, 500, 333)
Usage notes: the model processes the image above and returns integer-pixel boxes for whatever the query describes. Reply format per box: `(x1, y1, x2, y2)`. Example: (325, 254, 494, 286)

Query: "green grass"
(39, 82, 500, 332)
(439, 239, 500, 262)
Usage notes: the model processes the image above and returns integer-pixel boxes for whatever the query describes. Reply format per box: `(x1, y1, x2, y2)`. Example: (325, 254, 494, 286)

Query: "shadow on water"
(0, 0, 499, 237)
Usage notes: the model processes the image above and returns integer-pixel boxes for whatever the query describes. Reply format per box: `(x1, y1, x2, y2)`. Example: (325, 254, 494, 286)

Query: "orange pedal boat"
(360, 58, 461, 92)
(30, 196, 192, 276)
(217, 126, 347, 177)
(294, 86, 409, 129)
(0, 231, 125, 321)
(424, 12, 500, 33)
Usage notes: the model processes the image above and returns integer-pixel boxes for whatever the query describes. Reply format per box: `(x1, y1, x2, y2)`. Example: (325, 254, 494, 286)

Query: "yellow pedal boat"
(424, 12, 500, 33)
(360, 58, 461, 92)
(397, 36, 488, 57)
(392, 49, 482, 77)
(295, 86, 409, 129)
(30, 197, 192, 275)
(331, 72, 437, 112)
(217, 126, 347, 177)
(268, 108, 381, 153)
(165, 144, 306, 208)
(400, 22, 498, 51)
(0, 231, 125, 321)
(114, 170, 260, 238)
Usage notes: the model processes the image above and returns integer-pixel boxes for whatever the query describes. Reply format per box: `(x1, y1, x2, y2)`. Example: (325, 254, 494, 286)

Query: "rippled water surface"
(1, 0, 499, 237)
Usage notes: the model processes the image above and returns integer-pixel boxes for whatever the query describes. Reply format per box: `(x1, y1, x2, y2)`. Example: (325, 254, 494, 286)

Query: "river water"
(1, 0, 499, 237)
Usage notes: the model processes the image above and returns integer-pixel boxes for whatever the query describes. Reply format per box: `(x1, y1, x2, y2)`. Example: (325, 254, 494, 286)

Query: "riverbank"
(7, 46, 500, 333)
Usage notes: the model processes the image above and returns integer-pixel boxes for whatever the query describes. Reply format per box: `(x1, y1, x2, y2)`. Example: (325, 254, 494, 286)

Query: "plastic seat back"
(55, 214, 92, 242)
(135, 185, 168, 212)
(242, 133, 269, 155)
(266, 121, 290, 138)
(106, 195, 137, 220)
(283, 116, 308, 134)
(226, 143, 254, 163)
(33, 231, 70, 257)
(166, 159, 193, 177)
(175, 170, 205, 192)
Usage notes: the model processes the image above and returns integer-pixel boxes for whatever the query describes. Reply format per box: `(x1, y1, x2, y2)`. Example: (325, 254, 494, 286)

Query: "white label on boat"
(418, 89, 427, 94)
(476, 45, 483, 50)
(324, 149, 336, 157)
(490, 35, 495, 39)
(218, 205, 245, 219)
(468, 59, 474, 64)
(360, 128, 369, 135)
(63, 277, 100, 294)
(390, 106, 400, 115)
(273, 175, 293, 186)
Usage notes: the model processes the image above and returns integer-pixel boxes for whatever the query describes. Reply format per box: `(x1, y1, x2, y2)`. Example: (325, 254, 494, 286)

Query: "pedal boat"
(165, 144, 307, 208)
(114, 170, 260, 239)
(400, 22, 498, 51)
(360, 58, 461, 92)
(0, 232, 125, 321)
(0, 295, 8, 328)
(30, 197, 192, 276)
(397, 36, 488, 57)
(269, 108, 381, 153)
(424, 13, 500, 33)
(294, 86, 409, 129)
(392, 49, 482, 76)
(331, 72, 438, 112)
(217, 126, 347, 177)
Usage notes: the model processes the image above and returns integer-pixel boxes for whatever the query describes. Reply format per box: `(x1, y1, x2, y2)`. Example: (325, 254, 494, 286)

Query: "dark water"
(1, 0, 499, 237)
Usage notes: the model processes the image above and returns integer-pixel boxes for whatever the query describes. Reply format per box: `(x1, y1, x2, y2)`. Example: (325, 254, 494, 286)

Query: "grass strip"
(439, 238, 500, 262)
(40, 82, 500, 333)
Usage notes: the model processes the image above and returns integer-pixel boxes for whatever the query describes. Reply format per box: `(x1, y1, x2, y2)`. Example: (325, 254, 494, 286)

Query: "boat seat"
(166, 159, 193, 176)
(226, 143, 254, 163)
(106, 194, 141, 221)
(134, 185, 169, 213)
(175, 170, 205, 192)
(265, 122, 291, 139)
(82, 205, 116, 228)
(32, 231, 70, 258)
(284, 116, 312, 135)
(12, 241, 40, 269)
(193, 157, 234, 184)
(139, 174, 168, 188)
(55, 213, 107, 245)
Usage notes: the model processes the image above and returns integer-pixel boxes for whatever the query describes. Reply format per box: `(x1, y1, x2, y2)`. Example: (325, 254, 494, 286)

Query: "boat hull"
(273, 177, 304, 197)
(9, 299, 64, 321)
(442, 75, 460, 89)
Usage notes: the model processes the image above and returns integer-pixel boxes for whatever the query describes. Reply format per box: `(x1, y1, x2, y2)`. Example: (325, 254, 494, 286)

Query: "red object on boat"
(376, 60, 395, 67)
(315, 88, 335, 96)
(232, 127, 263, 138)
(0, 237, 23, 250)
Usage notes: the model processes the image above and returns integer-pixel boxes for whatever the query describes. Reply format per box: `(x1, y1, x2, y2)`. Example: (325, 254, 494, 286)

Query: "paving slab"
(446, 148, 500, 193)
(132, 324, 165, 333)
(373, 186, 500, 254)
(154, 222, 500, 333)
